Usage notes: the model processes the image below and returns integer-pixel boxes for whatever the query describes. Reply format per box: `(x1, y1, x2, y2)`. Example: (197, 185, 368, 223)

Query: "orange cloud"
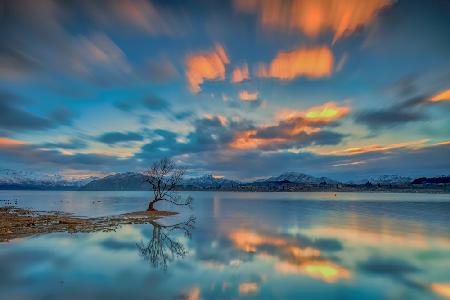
(239, 90, 259, 101)
(229, 130, 288, 150)
(234, 0, 393, 42)
(231, 64, 249, 83)
(431, 283, 450, 299)
(257, 46, 333, 80)
(203, 113, 229, 126)
(186, 45, 229, 93)
(277, 102, 350, 124)
(230, 102, 349, 150)
(0, 137, 26, 147)
(322, 139, 429, 156)
(430, 89, 450, 102)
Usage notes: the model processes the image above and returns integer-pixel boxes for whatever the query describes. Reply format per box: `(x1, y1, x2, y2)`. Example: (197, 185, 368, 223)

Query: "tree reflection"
(136, 216, 195, 270)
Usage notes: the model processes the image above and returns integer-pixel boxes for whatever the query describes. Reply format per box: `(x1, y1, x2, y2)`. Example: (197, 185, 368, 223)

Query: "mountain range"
(0, 168, 97, 190)
(0, 168, 448, 191)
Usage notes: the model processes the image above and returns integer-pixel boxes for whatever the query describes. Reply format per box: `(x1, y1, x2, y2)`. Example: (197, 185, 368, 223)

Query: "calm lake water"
(1, 191, 450, 300)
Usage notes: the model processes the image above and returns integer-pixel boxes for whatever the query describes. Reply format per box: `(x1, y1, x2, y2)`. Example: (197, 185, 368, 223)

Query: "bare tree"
(143, 157, 192, 211)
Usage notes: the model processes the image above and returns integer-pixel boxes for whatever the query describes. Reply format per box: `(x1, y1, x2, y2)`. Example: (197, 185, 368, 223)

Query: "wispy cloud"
(185, 45, 230, 93)
(0, 137, 26, 147)
(231, 64, 249, 83)
(83, 0, 187, 37)
(233, 0, 393, 42)
(430, 89, 450, 103)
(257, 46, 334, 80)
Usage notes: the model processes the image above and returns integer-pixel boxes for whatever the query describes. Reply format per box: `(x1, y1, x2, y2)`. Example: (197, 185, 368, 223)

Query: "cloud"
(39, 138, 88, 150)
(355, 95, 428, 130)
(320, 139, 429, 156)
(97, 131, 144, 145)
(231, 64, 249, 83)
(139, 57, 179, 84)
(115, 95, 170, 112)
(185, 45, 230, 93)
(256, 46, 334, 80)
(0, 1, 136, 86)
(0, 92, 73, 133)
(358, 256, 420, 276)
(430, 89, 450, 103)
(0, 45, 40, 80)
(0, 137, 26, 147)
(277, 102, 351, 124)
(70, 32, 133, 85)
(230, 102, 350, 150)
(184, 139, 450, 180)
(233, 0, 393, 42)
(239, 90, 259, 101)
(82, 0, 186, 37)
(0, 142, 131, 172)
(355, 109, 425, 130)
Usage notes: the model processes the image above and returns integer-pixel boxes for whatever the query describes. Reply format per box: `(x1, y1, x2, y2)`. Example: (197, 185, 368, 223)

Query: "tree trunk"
(147, 200, 157, 211)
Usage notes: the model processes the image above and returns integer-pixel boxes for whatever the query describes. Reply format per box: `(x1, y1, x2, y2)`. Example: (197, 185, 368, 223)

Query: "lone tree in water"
(144, 157, 192, 211)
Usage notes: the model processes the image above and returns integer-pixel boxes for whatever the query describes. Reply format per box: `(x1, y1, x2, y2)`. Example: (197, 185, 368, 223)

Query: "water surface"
(1, 191, 450, 300)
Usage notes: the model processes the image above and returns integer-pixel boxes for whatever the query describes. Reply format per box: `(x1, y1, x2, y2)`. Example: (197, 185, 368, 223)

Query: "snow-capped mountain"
(182, 174, 240, 188)
(347, 175, 412, 185)
(0, 168, 97, 189)
(81, 172, 240, 190)
(261, 172, 339, 185)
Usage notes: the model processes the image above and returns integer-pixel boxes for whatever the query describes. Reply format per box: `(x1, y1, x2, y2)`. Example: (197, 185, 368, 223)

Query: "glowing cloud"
(229, 130, 288, 150)
(431, 283, 450, 299)
(278, 102, 351, 124)
(321, 139, 429, 156)
(234, 0, 393, 42)
(0, 137, 26, 147)
(231, 64, 249, 83)
(186, 45, 230, 93)
(230, 102, 349, 150)
(239, 90, 259, 101)
(257, 46, 334, 80)
(430, 89, 450, 102)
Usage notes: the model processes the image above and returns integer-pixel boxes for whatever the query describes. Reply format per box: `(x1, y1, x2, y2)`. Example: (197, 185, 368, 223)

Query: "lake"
(1, 191, 450, 300)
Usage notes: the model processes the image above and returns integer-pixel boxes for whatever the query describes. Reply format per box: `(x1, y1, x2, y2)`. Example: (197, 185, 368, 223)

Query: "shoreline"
(0, 206, 177, 243)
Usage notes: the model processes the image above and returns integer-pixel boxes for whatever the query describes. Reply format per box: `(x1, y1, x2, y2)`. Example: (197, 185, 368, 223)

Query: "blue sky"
(0, 0, 449, 180)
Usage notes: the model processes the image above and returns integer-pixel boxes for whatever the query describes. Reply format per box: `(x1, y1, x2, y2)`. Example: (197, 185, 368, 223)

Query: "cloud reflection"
(228, 228, 351, 283)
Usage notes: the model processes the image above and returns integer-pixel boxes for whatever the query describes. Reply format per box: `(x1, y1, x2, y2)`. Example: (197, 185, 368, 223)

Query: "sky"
(0, 0, 449, 181)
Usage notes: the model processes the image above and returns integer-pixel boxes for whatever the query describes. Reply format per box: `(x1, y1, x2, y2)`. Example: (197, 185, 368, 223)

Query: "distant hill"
(182, 175, 240, 189)
(411, 176, 450, 184)
(259, 172, 338, 185)
(0, 168, 97, 190)
(1, 168, 449, 192)
(80, 172, 149, 191)
(347, 175, 413, 186)
(80, 173, 241, 191)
